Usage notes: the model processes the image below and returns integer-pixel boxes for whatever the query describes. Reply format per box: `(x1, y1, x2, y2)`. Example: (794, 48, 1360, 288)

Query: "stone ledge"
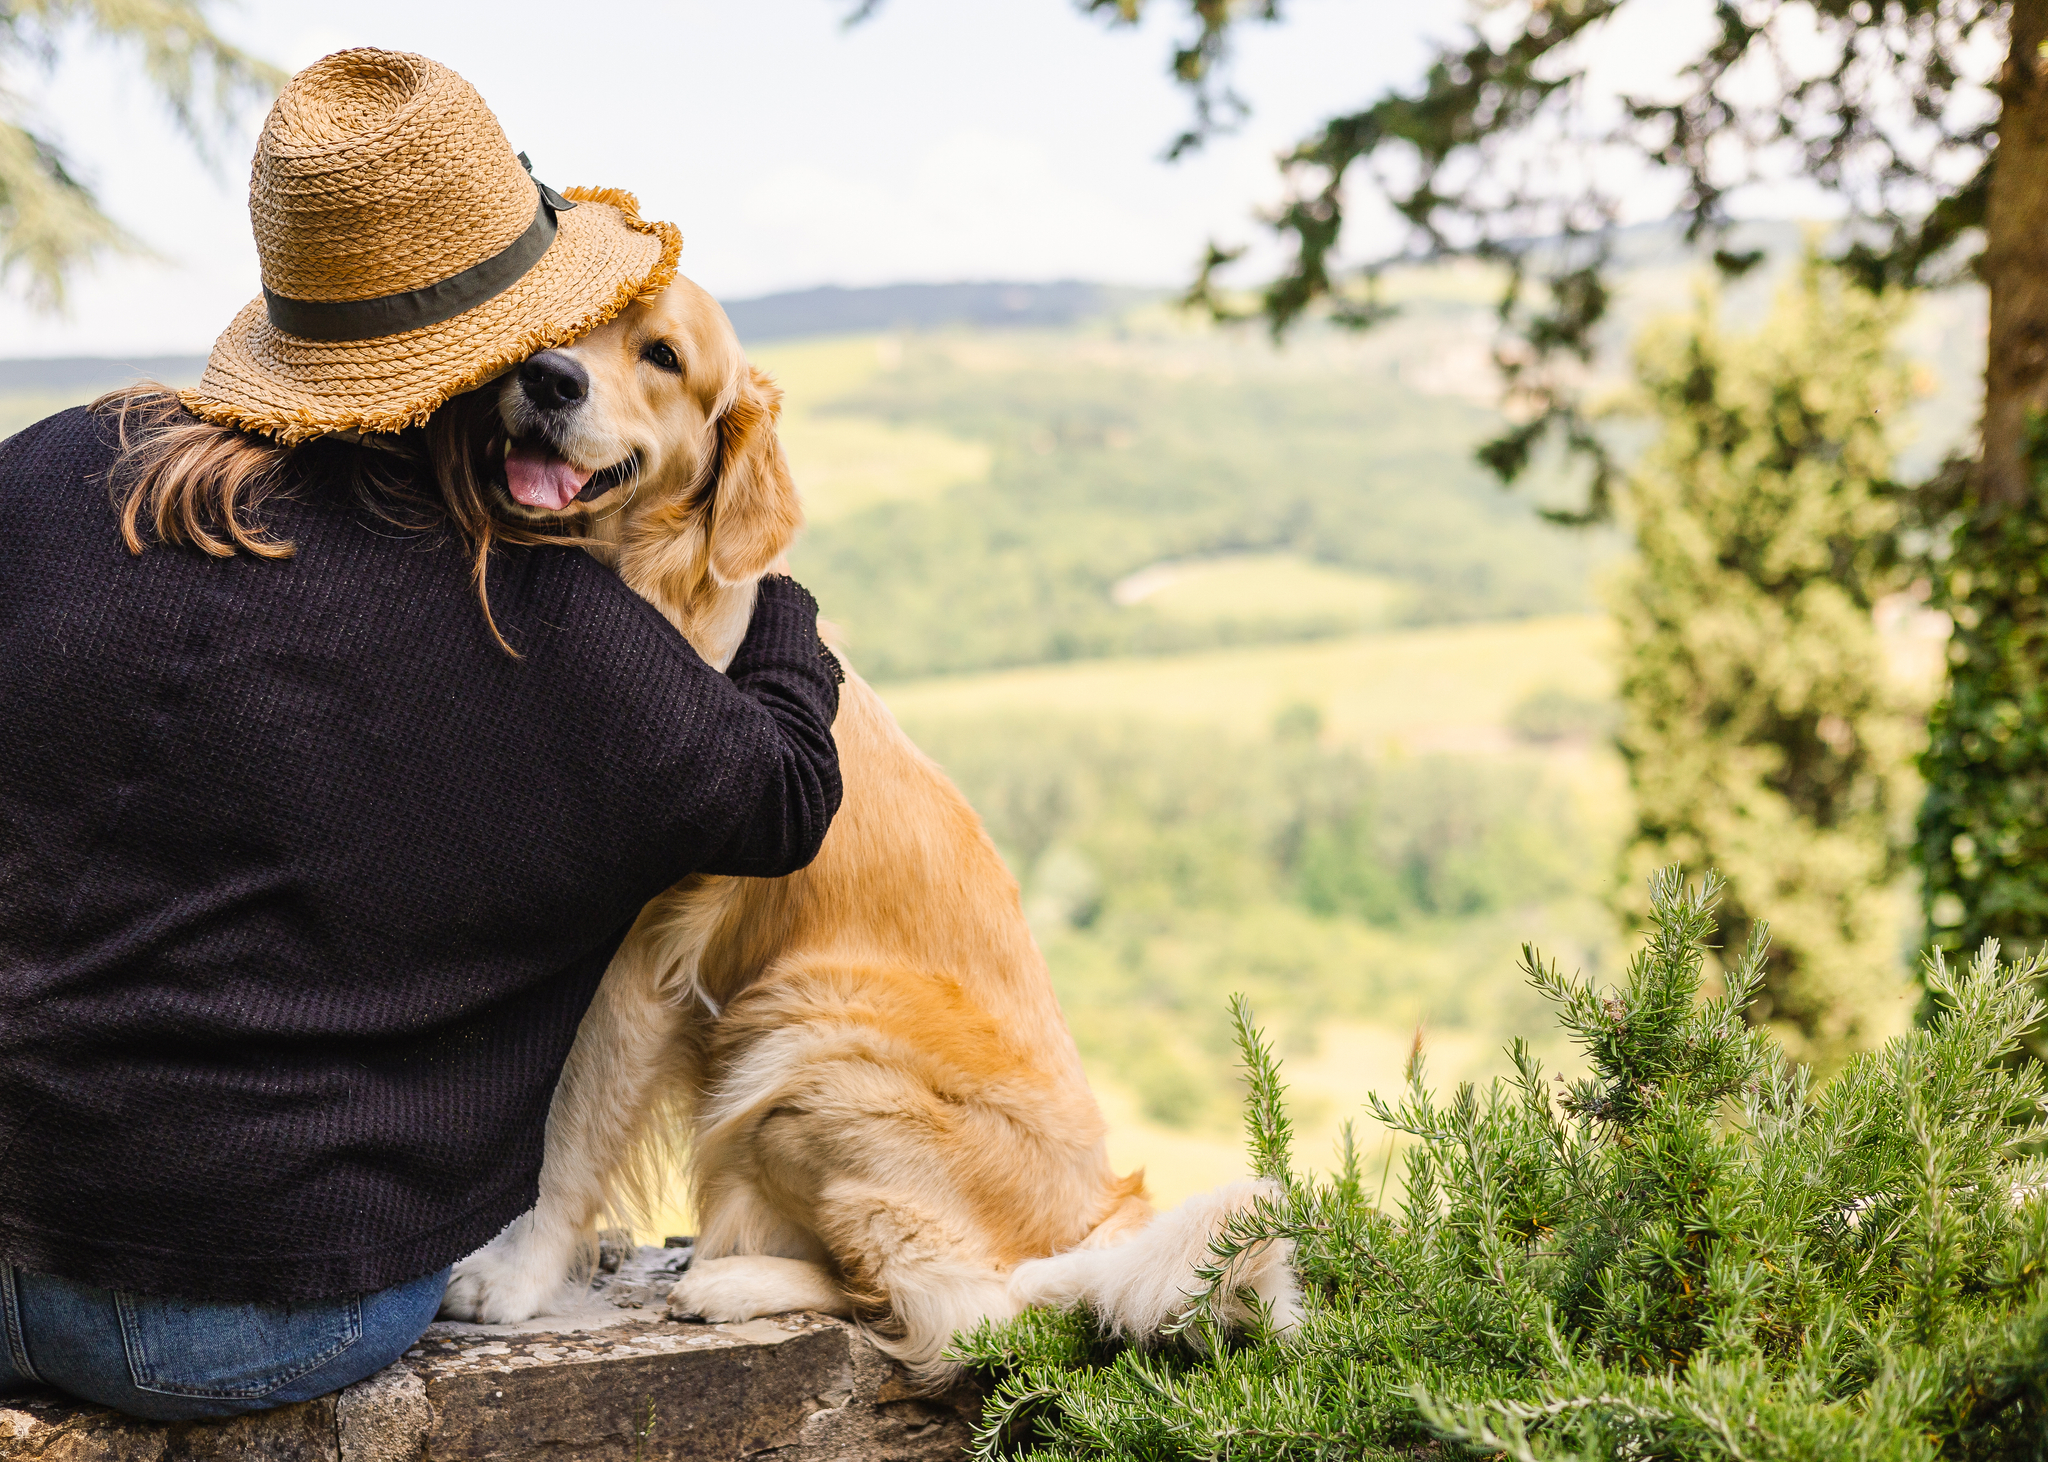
(0, 1250, 980, 1462)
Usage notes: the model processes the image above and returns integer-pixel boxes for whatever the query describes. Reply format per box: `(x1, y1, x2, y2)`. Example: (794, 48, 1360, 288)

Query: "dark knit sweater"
(0, 406, 842, 1302)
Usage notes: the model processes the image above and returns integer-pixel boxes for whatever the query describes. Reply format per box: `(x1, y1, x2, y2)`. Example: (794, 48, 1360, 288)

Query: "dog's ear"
(707, 365, 803, 586)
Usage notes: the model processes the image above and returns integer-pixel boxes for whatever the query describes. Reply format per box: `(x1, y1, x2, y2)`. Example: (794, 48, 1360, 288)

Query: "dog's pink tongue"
(504, 443, 594, 511)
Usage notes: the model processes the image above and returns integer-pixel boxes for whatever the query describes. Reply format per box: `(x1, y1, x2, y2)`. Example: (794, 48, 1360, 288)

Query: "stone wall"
(0, 1249, 980, 1462)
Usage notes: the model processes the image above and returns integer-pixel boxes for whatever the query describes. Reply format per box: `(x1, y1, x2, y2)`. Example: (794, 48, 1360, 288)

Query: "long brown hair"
(97, 386, 579, 652)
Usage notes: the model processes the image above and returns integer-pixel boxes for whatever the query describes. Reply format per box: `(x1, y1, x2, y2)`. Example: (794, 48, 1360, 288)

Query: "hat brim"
(179, 188, 682, 445)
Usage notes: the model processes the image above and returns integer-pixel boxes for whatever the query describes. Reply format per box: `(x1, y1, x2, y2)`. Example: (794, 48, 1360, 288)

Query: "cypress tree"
(1614, 260, 1920, 1063)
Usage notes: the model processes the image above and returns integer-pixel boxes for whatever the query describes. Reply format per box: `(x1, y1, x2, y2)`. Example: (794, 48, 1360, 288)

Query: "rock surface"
(0, 1249, 979, 1462)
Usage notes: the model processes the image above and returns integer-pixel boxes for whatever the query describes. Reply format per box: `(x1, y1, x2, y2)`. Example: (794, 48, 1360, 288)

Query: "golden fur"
(437, 278, 1299, 1380)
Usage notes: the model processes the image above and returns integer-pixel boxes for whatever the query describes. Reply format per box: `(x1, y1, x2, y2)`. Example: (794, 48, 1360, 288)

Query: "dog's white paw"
(439, 1230, 577, 1324)
(664, 1255, 850, 1323)
(663, 1263, 762, 1323)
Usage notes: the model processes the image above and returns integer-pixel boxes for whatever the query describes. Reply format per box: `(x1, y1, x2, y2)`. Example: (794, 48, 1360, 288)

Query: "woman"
(0, 50, 842, 1421)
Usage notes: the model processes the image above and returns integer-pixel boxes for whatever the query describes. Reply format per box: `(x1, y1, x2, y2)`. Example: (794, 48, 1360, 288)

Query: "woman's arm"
(692, 574, 843, 878)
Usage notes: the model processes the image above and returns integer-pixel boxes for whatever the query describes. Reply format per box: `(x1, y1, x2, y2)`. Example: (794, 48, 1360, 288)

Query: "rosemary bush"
(957, 870, 2048, 1460)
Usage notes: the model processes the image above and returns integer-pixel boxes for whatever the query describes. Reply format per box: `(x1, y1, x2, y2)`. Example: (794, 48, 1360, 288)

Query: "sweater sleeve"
(692, 574, 844, 877)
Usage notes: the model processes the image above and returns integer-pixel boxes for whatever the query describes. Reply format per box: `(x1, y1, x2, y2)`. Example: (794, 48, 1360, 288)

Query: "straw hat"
(180, 49, 681, 444)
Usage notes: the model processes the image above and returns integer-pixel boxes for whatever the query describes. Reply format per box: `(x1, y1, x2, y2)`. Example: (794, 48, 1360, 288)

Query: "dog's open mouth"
(502, 439, 638, 512)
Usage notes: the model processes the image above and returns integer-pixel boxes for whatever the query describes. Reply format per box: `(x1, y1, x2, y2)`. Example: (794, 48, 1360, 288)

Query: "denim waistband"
(1, 1267, 42, 1385)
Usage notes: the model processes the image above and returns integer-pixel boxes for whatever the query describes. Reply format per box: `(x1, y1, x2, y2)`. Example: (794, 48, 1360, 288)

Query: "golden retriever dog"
(436, 227, 1299, 1381)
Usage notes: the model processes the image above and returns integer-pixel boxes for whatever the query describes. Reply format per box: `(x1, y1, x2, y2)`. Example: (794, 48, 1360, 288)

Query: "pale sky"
(0, 0, 1870, 358)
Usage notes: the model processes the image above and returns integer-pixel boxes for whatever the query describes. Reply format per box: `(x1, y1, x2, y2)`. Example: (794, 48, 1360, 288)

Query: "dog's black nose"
(519, 351, 589, 411)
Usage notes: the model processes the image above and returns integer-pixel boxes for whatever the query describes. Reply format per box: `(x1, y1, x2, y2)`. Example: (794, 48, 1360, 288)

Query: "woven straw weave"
(181, 49, 681, 443)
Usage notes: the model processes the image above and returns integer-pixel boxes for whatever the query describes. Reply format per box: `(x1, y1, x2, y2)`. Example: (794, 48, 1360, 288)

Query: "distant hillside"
(0, 281, 1147, 399)
(0, 354, 208, 394)
(761, 319, 1621, 679)
(726, 280, 1149, 343)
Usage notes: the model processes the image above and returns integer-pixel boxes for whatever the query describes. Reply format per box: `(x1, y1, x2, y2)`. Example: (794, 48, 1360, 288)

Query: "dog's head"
(492, 273, 802, 666)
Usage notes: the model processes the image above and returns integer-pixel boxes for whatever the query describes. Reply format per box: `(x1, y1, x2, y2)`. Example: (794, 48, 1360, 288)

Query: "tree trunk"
(1979, 0, 2048, 506)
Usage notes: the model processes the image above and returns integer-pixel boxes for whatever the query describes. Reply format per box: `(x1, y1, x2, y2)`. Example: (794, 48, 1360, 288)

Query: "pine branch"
(1230, 992, 1295, 1192)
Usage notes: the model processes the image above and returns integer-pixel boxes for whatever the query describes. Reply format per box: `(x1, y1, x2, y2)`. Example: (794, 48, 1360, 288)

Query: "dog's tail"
(1005, 1178, 1301, 1340)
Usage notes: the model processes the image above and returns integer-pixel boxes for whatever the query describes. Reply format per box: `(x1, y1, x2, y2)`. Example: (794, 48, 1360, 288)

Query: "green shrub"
(1508, 683, 1619, 745)
(1918, 425, 2048, 1057)
(1614, 259, 1920, 1069)
(956, 870, 2048, 1461)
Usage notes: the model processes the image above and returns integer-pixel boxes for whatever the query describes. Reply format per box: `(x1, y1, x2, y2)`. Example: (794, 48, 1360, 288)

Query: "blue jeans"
(0, 1265, 449, 1422)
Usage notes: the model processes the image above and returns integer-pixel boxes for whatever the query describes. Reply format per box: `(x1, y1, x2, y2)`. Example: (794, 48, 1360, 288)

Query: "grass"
(1095, 1020, 1582, 1210)
(749, 333, 898, 403)
(1113, 552, 1408, 637)
(877, 612, 1616, 761)
(778, 413, 991, 523)
(1065, 901, 1623, 1207)
(753, 334, 993, 523)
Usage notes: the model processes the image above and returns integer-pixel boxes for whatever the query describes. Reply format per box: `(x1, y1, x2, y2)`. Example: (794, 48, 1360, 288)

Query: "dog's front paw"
(663, 1255, 850, 1323)
(439, 1228, 577, 1324)
(436, 1260, 496, 1324)
(664, 1262, 757, 1324)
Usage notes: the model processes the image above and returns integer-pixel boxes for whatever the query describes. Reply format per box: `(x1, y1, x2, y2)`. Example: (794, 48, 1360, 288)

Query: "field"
(881, 613, 1614, 757)
(878, 616, 1633, 1204)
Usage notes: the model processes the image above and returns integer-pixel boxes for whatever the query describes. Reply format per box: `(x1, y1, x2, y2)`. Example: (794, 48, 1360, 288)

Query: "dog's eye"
(641, 340, 681, 374)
